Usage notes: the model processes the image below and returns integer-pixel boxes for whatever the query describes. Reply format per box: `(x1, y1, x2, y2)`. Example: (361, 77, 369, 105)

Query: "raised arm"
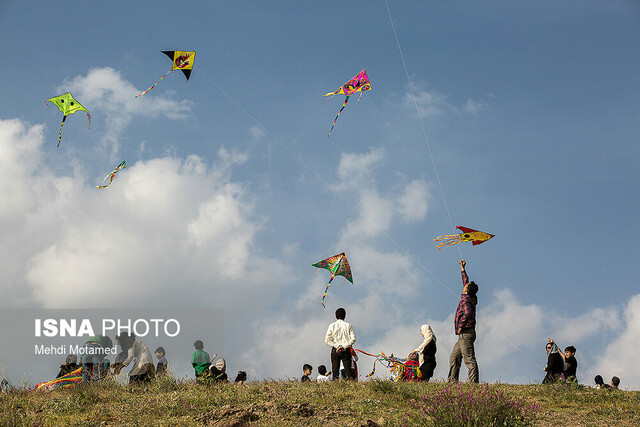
(548, 338, 567, 359)
(460, 260, 469, 287)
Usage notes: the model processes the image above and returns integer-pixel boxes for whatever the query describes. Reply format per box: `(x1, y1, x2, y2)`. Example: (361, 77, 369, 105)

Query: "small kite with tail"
(136, 50, 195, 97)
(324, 69, 371, 137)
(46, 93, 91, 147)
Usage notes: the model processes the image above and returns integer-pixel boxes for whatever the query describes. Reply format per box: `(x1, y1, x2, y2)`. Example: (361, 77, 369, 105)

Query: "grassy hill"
(2, 376, 639, 426)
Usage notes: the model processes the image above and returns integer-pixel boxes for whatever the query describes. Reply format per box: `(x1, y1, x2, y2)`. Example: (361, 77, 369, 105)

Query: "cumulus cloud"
(591, 295, 640, 389)
(61, 67, 192, 157)
(0, 118, 288, 319)
(334, 148, 430, 242)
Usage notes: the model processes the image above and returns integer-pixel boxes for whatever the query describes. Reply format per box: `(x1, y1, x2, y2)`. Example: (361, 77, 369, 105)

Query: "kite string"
(384, 0, 544, 370)
(383, 0, 462, 260)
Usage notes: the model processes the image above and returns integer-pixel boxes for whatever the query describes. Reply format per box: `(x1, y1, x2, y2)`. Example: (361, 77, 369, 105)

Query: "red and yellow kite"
(434, 226, 494, 250)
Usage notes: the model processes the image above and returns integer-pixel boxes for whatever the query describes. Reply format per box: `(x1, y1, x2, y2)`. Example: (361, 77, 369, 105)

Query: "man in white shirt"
(324, 307, 356, 380)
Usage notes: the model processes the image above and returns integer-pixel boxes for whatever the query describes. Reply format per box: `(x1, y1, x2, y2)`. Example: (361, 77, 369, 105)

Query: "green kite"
(46, 92, 91, 147)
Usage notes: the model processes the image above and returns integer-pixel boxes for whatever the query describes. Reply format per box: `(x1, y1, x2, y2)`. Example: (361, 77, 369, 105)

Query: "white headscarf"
(414, 324, 436, 365)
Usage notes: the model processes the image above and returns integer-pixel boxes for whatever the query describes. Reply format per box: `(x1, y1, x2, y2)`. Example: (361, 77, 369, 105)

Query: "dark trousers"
(331, 347, 353, 380)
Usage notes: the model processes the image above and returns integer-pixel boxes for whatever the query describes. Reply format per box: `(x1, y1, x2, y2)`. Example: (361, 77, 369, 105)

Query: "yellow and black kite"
(136, 51, 195, 97)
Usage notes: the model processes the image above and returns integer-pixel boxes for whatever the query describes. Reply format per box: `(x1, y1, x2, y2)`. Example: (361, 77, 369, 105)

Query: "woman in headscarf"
(411, 324, 437, 382)
(542, 340, 564, 383)
(209, 357, 228, 382)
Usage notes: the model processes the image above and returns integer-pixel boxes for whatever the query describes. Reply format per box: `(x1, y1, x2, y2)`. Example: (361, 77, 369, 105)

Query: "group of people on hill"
(310, 259, 623, 389)
(190, 339, 247, 384)
(51, 333, 247, 386)
(11, 258, 625, 389)
(305, 260, 477, 383)
(54, 332, 169, 384)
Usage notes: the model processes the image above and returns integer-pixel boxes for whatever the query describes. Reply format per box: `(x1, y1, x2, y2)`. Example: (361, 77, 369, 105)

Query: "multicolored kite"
(32, 367, 83, 391)
(97, 160, 126, 189)
(324, 69, 371, 137)
(136, 50, 196, 97)
(354, 349, 421, 382)
(312, 252, 353, 307)
(46, 93, 91, 147)
(434, 226, 494, 250)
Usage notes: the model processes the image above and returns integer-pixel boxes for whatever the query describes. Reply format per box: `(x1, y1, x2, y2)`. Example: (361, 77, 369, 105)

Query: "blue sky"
(1, 1, 639, 387)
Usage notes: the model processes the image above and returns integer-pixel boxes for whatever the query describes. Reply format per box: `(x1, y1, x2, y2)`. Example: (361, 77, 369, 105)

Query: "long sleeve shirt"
(122, 338, 154, 376)
(454, 270, 477, 334)
(325, 319, 356, 349)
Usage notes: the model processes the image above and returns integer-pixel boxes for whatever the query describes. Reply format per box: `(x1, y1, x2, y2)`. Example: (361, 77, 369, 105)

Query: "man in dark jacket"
(447, 260, 479, 383)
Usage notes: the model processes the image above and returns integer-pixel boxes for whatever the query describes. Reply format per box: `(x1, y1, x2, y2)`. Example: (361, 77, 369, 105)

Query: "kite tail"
(328, 95, 350, 137)
(321, 278, 334, 307)
(135, 69, 172, 98)
(57, 115, 67, 148)
(97, 174, 115, 189)
(433, 234, 463, 250)
(86, 113, 91, 129)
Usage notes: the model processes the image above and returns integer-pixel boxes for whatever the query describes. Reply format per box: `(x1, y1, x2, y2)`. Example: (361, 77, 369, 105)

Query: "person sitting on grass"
(155, 347, 168, 376)
(316, 365, 331, 382)
(611, 376, 620, 390)
(234, 371, 247, 384)
(542, 340, 564, 383)
(301, 364, 312, 382)
(208, 357, 228, 382)
(594, 375, 610, 389)
(191, 340, 211, 378)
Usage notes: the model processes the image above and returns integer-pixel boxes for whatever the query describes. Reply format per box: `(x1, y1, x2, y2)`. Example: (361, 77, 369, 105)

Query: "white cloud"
(249, 126, 266, 140)
(61, 67, 192, 157)
(397, 180, 430, 221)
(591, 295, 640, 389)
(335, 147, 385, 192)
(403, 82, 488, 118)
(0, 118, 288, 315)
(334, 148, 430, 242)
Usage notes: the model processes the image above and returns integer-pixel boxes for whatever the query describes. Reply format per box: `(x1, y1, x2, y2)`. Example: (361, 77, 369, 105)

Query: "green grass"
(1, 377, 639, 426)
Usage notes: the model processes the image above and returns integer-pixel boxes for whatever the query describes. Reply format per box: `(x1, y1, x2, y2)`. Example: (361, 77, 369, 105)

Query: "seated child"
(611, 376, 620, 390)
(234, 371, 247, 384)
(594, 375, 610, 389)
(191, 340, 211, 378)
(316, 365, 331, 382)
(301, 364, 312, 382)
(155, 347, 168, 376)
